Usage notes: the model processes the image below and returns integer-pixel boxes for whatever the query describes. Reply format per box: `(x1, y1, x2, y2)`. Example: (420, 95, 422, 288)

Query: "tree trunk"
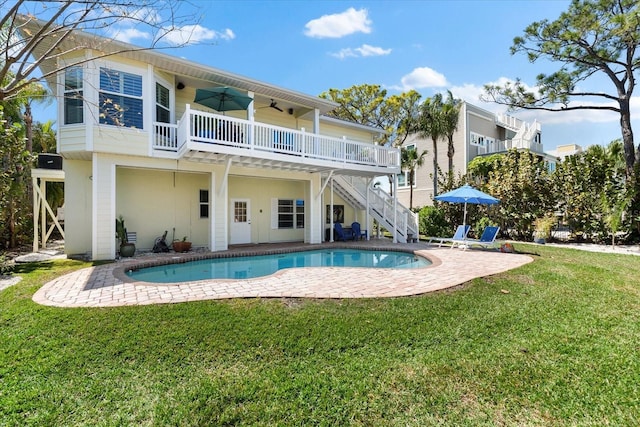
(409, 170, 414, 209)
(447, 136, 454, 175)
(25, 104, 33, 153)
(432, 136, 438, 196)
(619, 98, 635, 177)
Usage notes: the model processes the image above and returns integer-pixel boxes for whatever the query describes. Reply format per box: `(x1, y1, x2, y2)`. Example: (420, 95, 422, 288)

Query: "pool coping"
(32, 240, 532, 307)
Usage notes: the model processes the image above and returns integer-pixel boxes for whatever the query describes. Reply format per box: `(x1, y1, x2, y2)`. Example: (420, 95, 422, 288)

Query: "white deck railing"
(153, 104, 400, 169)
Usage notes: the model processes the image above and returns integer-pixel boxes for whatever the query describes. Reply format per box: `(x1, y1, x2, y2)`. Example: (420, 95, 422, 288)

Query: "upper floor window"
(156, 83, 170, 123)
(64, 67, 83, 125)
(99, 67, 143, 129)
(470, 132, 485, 146)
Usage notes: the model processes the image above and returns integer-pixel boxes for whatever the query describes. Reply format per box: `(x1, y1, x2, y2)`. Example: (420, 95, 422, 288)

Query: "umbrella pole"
(463, 201, 468, 229)
(463, 201, 468, 245)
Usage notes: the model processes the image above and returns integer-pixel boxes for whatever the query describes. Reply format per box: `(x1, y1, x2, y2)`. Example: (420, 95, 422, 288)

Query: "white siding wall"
(93, 154, 116, 260)
(63, 160, 92, 257)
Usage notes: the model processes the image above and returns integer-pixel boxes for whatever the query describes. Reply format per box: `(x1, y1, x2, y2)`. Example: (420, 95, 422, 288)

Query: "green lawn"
(1, 245, 639, 426)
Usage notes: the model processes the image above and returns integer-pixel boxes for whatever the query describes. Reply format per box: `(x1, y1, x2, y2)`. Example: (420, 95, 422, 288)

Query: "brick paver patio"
(32, 240, 532, 307)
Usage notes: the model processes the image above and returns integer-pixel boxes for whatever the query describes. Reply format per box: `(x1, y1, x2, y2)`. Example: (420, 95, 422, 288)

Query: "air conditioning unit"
(37, 154, 63, 170)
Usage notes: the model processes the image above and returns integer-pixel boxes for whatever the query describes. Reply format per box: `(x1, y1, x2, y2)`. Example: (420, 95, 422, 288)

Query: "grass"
(1, 245, 640, 426)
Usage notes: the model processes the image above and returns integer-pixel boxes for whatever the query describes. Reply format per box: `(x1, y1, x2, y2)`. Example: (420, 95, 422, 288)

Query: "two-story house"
(22, 17, 418, 261)
(397, 101, 546, 208)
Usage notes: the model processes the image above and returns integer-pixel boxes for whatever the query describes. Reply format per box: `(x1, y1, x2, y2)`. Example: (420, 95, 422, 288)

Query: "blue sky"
(33, 0, 639, 152)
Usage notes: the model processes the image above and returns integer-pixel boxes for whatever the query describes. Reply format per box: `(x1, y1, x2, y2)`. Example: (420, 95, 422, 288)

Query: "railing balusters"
(152, 107, 400, 169)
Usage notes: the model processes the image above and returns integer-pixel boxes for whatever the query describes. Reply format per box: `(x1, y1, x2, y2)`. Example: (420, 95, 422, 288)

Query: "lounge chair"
(334, 222, 355, 241)
(429, 225, 470, 247)
(351, 222, 367, 240)
(452, 226, 500, 250)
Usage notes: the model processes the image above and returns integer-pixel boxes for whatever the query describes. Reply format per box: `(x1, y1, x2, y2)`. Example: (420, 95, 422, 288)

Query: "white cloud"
(108, 23, 234, 46)
(304, 8, 372, 39)
(398, 67, 448, 90)
(109, 28, 152, 43)
(162, 24, 235, 46)
(331, 44, 391, 59)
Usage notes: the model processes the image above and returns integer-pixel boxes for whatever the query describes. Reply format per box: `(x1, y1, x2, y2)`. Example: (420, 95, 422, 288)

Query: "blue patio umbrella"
(434, 184, 499, 228)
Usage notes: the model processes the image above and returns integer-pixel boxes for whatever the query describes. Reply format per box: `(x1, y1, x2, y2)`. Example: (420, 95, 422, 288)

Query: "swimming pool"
(126, 248, 431, 283)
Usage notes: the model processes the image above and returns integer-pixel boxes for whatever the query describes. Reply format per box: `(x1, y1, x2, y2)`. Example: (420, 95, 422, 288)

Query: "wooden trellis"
(32, 168, 65, 252)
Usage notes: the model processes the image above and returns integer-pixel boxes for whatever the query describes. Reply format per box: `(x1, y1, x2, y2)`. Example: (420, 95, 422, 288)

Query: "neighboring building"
(397, 101, 546, 208)
(22, 17, 417, 260)
(547, 144, 584, 160)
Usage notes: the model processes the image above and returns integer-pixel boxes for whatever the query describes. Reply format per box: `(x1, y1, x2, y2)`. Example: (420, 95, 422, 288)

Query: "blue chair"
(351, 222, 367, 240)
(429, 225, 470, 247)
(453, 226, 501, 250)
(334, 222, 355, 241)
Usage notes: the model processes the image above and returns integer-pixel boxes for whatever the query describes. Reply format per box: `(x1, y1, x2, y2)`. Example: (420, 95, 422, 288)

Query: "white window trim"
(154, 74, 174, 124)
(94, 60, 146, 130)
(271, 198, 305, 230)
(62, 66, 84, 126)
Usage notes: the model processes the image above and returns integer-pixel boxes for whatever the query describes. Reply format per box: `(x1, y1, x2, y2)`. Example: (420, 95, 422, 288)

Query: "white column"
(329, 178, 334, 242)
(209, 171, 215, 251)
(393, 177, 398, 243)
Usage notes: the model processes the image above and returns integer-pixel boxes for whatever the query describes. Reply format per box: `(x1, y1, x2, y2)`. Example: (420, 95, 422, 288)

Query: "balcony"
(152, 105, 400, 174)
(485, 138, 544, 154)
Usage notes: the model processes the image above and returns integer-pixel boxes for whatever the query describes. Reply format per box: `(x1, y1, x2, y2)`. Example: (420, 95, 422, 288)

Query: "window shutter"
(271, 198, 278, 229)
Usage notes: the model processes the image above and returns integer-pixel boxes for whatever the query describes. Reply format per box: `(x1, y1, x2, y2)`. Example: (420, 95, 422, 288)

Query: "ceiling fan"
(268, 99, 283, 112)
(257, 99, 283, 113)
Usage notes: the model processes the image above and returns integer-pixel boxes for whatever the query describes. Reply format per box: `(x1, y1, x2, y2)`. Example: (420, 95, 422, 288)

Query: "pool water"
(126, 249, 430, 282)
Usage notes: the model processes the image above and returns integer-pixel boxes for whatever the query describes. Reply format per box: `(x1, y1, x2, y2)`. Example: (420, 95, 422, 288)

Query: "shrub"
(418, 205, 451, 237)
(0, 253, 14, 276)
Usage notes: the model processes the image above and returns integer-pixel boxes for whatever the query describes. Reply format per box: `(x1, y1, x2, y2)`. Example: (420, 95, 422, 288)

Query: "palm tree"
(441, 91, 461, 175)
(417, 94, 445, 196)
(401, 146, 428, 209)
(33, 120, 57, 153)
(18, 82, 50, 153)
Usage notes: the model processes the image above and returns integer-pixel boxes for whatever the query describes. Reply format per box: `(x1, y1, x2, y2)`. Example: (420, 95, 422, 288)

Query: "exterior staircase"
(332, 175, 419, 243)
(495, 113, 543, 154)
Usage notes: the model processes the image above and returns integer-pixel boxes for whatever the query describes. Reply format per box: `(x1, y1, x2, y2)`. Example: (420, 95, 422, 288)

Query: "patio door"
(230, 199, 251, 244)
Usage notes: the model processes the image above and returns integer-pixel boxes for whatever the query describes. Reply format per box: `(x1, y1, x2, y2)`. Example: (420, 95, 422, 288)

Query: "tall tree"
(319, 84, 421, 147)
(482, 0, 640, 176)
(441, 91, 461, 175)
(20, 82, 49, 153)
(401, 146, 428, 209)
(1, 0, 205, 102)
(320, 84, 422, 197)
(32, 120, 57, 153)
(417, 93, 445, 196)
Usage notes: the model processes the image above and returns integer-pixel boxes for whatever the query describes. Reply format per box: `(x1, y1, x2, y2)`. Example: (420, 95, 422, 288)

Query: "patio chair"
(351, 222, 368, 240)
(334, 222, 355, 241)
(428, 224, 470, 247)
(453, 226, 500, 250)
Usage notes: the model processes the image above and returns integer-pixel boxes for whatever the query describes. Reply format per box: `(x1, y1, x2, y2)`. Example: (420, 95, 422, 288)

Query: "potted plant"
(533, 214, 556, 244)
(116, 216, 136, 257)
(172, 236, 192, 253)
